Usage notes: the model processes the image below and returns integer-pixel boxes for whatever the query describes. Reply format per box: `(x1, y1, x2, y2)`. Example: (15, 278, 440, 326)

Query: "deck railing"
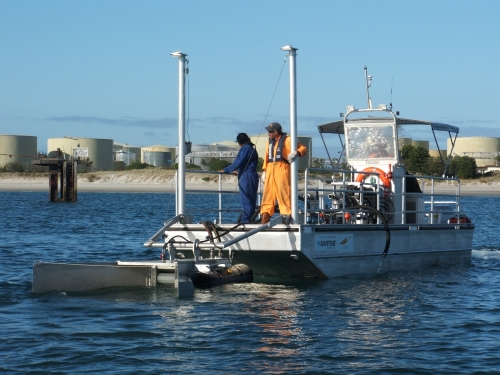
(178, 170, 262, 224)
(303, 168, 464, 226)
(177, 169, 465, 226)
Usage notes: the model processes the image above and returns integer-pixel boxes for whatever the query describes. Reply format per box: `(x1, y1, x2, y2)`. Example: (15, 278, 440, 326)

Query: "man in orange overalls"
(260, 122, 307, 224)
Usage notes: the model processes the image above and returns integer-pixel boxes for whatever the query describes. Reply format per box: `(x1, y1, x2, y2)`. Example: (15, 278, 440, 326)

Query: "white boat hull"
(166, 223, 473, 278)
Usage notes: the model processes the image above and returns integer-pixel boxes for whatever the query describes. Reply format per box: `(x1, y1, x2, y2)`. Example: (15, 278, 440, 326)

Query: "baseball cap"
(265, 122, 282, 132)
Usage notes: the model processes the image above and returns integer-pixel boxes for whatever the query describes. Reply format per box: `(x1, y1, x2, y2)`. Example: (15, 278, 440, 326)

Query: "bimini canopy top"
(317, 117, 460, 135)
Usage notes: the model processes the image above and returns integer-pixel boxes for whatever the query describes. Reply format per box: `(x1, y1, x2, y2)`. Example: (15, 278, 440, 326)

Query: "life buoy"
(355, 167, 391, 196)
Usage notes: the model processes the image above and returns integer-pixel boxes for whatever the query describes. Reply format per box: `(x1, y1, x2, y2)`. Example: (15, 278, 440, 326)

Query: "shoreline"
(0, 183, 236, 193)
(0, 170, 239, 193)
(1, 171, 499, 196)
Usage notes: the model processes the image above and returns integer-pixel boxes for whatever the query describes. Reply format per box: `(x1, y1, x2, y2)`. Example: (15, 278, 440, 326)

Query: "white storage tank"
(448, 136, 500, 167)
(48, 137, 114, 171)
(113, 143, 141, 162)
(0, 134, 37, 170)
(141, 145, 175, 168)
(143, 151, 171, 167)
(114, 150, 137, 166)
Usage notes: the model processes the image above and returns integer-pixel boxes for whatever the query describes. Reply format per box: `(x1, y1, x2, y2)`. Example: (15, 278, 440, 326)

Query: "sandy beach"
(0, 170, 240, 193)
(1, 170, 499, 196)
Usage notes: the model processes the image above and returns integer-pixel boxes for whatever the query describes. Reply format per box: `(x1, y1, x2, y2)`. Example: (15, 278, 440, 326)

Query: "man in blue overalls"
(222, 133, 259, 223)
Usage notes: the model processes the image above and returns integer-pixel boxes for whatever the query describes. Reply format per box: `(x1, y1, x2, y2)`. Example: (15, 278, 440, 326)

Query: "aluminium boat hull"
(165, 223, 474, 279)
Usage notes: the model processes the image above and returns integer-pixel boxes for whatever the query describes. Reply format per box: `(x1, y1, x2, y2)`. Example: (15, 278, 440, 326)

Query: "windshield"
(346, 125, 395, 159)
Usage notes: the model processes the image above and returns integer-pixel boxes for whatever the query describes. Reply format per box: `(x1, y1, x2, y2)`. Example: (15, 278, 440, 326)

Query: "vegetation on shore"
(1, 150, 499, 185)
(310, 144, 496, 180)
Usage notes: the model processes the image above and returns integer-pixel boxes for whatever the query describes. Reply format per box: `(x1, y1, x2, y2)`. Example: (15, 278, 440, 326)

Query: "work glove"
(261, 171, 266, 183)
(287, 150, 298, 164)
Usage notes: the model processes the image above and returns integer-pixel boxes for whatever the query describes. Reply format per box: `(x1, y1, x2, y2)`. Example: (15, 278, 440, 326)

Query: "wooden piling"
(33, 156, 79, 202)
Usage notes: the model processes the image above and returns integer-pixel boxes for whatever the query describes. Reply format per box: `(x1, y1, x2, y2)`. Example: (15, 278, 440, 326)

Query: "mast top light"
(280, 45, 297, 51)
(170, 51, 187, 57)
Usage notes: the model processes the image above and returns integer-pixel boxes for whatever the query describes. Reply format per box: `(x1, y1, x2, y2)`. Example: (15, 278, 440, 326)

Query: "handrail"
(167, 216, 283, 250)
(180, 170, 242, 224)
(144, 214, 183, 246)
(302, 167, 466, 226)
(399, 174, 461, 224)
(170, 168, 465, 227)
(214, 215, 283, 248)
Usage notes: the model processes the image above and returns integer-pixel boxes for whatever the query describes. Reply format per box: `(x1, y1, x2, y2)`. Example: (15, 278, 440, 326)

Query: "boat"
(32, 46, 474, 297)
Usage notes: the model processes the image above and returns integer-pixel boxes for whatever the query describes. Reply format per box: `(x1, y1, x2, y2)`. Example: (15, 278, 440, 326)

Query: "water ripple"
(1, 193, 500, 374)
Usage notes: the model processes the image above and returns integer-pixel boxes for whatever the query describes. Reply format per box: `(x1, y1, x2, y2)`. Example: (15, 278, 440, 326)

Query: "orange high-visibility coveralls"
(261, 135, 307, 216)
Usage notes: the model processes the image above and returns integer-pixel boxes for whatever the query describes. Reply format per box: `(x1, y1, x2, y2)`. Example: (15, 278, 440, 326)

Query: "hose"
(207, 220, 221, 242)
(200, 221, 214, 244)
(349, 205, 390, 273)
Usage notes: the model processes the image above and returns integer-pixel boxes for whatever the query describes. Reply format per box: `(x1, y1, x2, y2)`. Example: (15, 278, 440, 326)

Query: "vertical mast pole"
(364, 65, 372, 109)
(170, 51, 187, 216)
(281, 45, 298, 222)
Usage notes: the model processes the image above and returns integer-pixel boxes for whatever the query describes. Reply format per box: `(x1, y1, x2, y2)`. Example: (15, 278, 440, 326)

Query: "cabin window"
(346, 125, 395, 159)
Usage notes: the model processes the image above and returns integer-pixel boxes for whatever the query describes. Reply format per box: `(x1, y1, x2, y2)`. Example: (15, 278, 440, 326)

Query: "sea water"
(1, 192, 499, 374)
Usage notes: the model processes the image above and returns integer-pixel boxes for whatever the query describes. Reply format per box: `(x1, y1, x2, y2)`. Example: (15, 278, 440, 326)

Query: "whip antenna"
(260, 55, 288, 133)
(389, 77, 393, 111)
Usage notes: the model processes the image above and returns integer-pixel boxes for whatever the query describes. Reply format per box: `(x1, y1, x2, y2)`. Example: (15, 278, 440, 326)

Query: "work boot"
(261, 212, 270, 224)
(282, 215, 291, 225)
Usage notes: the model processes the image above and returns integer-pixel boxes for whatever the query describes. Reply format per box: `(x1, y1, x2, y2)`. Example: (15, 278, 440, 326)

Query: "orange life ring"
(355, 167, 391, 195)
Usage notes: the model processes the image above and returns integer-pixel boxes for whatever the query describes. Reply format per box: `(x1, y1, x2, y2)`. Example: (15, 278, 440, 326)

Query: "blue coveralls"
(223, 143, 259, 223)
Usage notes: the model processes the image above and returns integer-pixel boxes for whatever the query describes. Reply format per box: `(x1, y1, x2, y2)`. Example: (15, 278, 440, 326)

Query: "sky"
(1, 0, 499, 158)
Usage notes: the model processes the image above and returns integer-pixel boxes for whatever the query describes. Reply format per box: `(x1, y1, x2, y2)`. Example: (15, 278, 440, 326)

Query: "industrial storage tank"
(411, 140, 429, 150)
(48, 137, 114, 171)
(217, 140, 239, 148)
(398, 138, 429, 150)
(114, 151, 137, 166)
(143, 151, 171, 167)
(185, 143, 240, 168)
(429, 149, 447, 158)
(113, 143, 141, 162)
(398, 138, 413, 148)
(141, 145, 175, 168)
(448, 136, 500, 167)
(0, 134, 37, 170)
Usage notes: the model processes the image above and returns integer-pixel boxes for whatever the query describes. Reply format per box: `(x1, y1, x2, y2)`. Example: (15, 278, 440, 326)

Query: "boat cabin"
(316, 106, 461, 226)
